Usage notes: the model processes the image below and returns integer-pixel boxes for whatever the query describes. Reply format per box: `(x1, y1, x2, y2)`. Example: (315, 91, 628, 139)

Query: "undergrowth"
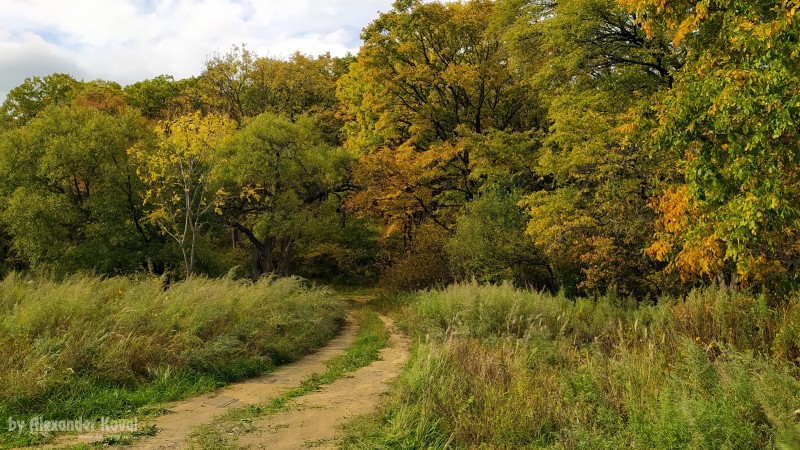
(341, 283, 800, 449)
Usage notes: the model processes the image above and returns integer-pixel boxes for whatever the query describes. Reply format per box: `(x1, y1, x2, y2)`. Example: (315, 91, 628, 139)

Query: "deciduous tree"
(1, 73, 80, 126)
(625, 0, 800, 289)
(518, 0, 682, 295)
(340, 0, 543, 247)
(218, 113, 353, 278)
(0, 105, 155, 272)
(132, 112, 236, 278)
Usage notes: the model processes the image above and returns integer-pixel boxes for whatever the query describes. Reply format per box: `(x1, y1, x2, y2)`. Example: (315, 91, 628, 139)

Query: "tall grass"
(0, 274, 344, 447)
(343, 283, 800, 449)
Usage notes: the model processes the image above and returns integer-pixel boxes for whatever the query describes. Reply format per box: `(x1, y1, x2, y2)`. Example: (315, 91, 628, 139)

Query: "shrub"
(380, 223, 452, 291)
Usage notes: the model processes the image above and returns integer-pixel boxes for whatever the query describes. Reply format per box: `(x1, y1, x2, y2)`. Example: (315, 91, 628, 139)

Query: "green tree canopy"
(0, 104, 155, 272)
(339, 0, 544, 244)
(517, 0, 682, 295)
(627, 0, 800, 289)
(219, 113, 354, 278)
(1, 73, 81, 126)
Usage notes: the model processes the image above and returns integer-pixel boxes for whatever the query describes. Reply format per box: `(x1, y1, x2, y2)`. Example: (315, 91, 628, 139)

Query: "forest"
(1, 0, 797, 299)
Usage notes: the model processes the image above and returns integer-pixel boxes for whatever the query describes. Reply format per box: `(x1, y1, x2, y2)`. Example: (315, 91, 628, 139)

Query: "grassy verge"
(341, 283, 800, 449)
(186, 309, 390, 450)
(0, 274, 345, 449)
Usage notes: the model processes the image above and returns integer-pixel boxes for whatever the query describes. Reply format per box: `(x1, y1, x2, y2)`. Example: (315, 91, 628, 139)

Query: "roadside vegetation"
(342, 284, 800, 449)
(0, 274, 344, 448)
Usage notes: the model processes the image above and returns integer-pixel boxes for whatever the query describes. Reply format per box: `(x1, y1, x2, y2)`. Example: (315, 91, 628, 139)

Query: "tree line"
(1, 0, 798, 298)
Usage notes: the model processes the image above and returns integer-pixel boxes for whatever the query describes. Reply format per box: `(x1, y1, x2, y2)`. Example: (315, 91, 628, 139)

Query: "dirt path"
(45, 301, 410, 450)
(136, 316, 373, 450)
(235, 315, 410, 449)
(47, 316, 359, 449)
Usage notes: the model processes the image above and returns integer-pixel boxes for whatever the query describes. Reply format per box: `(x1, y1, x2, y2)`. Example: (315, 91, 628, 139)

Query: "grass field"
(342, 283, 800, 449)
(0, 274, 344, 448)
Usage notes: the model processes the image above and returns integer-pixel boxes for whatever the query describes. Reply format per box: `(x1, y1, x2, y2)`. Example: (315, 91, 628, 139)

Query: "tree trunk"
(251, 245, 266, 280)
(230, 222, 269, 280)
(181, 245, 192, 280)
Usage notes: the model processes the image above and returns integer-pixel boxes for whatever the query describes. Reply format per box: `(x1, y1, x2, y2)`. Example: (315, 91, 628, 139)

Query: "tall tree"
(0, 73, 80, 126)
(201, 47, 348, 133)
(624, 0, 800, 290)
(124, 75, 183, 120)
(132, 112, 236, 278)
(517, 0, 682, 295)
(245, 52, 341, 119)
(201, 45, 256, 126)
(339, 0, 543, 246)
(218, 113, 353, 278)
(0, 105, 155, 272)
(72, 79, 128, 115)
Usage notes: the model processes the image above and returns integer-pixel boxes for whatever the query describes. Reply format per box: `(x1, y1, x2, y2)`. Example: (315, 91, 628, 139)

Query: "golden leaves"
(672, 17, 695, 46)
(669, 1, 709, 46)
(132, 112, 236, 241)
(647, 184, 725, 280)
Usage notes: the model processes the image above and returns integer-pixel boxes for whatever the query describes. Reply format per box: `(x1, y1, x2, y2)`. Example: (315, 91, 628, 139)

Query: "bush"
(380, 222, 452, 291)
(447, 189, 554, 290)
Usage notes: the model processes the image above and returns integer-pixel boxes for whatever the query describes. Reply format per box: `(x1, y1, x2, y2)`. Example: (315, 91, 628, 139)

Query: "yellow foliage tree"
(339, 0, 540, 247)
(131, 112, 236, 278)
(627, 0, 800, 290)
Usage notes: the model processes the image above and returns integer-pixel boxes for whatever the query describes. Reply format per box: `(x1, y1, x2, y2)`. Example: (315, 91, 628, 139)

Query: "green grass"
(328, 285, 385, 298)
(0, 274, 345, 448)
(186, 309, 390, 449)
(341, 283, 800, 449)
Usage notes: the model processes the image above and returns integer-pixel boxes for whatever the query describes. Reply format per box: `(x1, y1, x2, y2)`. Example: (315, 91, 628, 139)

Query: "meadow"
(343, 284, 800, 449)
(0, 274, 344, 447)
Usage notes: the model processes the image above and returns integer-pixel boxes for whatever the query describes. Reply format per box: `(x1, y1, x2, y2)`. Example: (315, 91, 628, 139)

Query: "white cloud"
(0, 0, 397, 101)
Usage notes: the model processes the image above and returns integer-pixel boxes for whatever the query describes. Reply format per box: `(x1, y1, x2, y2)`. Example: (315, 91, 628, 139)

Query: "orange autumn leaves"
(648, 184, 724, 280)
(628, 0, 800, 286)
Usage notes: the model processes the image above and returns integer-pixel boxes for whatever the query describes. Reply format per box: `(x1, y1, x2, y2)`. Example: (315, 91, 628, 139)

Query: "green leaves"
(0, 105, 154, 272)
(340, 0, 542, 241)
(215, 112, 355, 278)
(0, 73, 80, 126)
(516, 0, 680, 295)
(644, 0, 800, 285)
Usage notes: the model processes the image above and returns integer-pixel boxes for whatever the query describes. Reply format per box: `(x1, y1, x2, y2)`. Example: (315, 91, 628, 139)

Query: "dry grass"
(342, 283, 800, 449)
(0, 273, 344, 448)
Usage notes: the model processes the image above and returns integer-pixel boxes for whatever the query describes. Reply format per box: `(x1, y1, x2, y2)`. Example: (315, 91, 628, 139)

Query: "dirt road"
(234, 315, 409, 449)
(49, 305, 409, 449)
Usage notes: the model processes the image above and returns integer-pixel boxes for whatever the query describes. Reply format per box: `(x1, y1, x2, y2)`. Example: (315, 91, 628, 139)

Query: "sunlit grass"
(342, 283, 800, 449)
(0, 273, 344, 448)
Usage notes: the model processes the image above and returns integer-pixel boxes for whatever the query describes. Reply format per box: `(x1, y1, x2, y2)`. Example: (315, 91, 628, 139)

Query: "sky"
(0, 0, 399, 101)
